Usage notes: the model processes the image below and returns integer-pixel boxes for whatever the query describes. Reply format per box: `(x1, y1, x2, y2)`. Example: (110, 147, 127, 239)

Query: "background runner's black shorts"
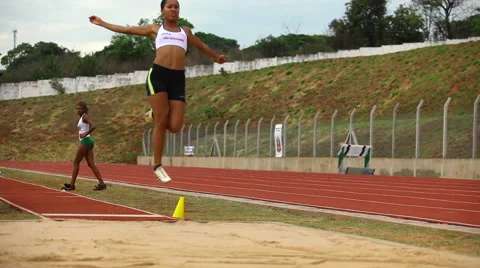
(146, 63, 186, 102)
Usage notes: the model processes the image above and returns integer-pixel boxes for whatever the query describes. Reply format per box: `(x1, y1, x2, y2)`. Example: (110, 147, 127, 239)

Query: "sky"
(0, 0, 408, 67)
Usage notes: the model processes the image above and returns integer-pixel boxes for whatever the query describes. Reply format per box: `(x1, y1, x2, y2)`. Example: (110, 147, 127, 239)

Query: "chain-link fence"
(142, 96, 480, 160)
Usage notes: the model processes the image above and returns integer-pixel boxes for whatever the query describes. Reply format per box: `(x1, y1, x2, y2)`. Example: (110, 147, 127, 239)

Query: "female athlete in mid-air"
(62, 101, 107, 191)
(89, 0, 227, 183)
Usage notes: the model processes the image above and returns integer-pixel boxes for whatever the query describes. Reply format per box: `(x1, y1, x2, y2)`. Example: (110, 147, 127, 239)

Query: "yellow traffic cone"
(172, 196, 185, 219)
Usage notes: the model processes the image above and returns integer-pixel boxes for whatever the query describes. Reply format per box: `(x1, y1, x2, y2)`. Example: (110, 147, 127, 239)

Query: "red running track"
(0, 177, 177, 222)
(1, 161, 480, 228)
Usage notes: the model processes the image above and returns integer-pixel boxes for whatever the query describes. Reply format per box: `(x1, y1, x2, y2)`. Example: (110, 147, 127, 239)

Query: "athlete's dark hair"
(77, 101, 89, 114)
(161, 0, 180, 9)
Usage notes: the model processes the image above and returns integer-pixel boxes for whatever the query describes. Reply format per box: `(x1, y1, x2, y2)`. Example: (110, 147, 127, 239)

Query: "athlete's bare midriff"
(153, 46, 186, 70)
(151, 23, 187, 71)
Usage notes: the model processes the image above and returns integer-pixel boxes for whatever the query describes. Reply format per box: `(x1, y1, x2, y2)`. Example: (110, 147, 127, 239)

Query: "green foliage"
(451, 10, 480, 39)
(346, 0, 388, 47)
(412, 0, 479, 39)
(246, 34, 333, 58)
(98, 18, 155, 61)
(385, 5, 425, 44)
(49, 78, 66, 94)
(0, 42, 80, 82)
(76, 54, 104, 77)
(195, 32, 239, 53)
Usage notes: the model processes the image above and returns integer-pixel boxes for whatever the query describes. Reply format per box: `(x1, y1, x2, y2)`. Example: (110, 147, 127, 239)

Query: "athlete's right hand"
(89, 16, 104, 26)
(215, 55, 228, 64)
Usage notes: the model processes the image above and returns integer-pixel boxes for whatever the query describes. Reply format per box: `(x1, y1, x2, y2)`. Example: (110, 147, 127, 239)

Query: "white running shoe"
(154, 166, 172, 183)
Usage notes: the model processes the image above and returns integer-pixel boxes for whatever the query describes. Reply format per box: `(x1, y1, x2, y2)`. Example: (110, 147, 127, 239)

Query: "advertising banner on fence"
(274, 124, 283, 157)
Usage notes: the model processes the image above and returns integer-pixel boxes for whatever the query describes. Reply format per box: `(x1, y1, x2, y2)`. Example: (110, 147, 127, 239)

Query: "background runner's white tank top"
(155, 24, 188, 51)
(78, 114, 90, 140)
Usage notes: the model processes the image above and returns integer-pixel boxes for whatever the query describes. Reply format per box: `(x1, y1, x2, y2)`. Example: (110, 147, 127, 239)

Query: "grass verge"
(2, 168, 480, 257)
(0, 200, 39, 221)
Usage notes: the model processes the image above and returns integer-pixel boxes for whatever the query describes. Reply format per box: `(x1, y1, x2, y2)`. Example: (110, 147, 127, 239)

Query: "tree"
(194, 32, 239, 53)
(1, 43, 33, 70)
(328, 0, 388, 49)
(451, 8, 480, 38)
(346, 0, 388, 47)
(244, 34, 332, 58)
(0, 42, 78, 72)
(385, 5, 425, 44)
(0, 41, 80, 82)
(412, 0, 478, 39)
(99, 18, 155, 61)
(328, 18, 352, 50)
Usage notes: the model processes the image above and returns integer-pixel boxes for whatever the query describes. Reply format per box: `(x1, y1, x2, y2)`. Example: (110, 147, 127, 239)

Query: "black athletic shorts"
(146, 63, 186, 102)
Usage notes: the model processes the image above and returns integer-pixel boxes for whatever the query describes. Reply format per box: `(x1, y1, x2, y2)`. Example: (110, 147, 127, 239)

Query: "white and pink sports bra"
(155, 24, 188, 52)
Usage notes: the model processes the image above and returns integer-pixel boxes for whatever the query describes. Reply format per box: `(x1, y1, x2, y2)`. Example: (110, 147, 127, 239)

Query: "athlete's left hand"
(79, 133, 87, 139)
(215, 55, 228, 64)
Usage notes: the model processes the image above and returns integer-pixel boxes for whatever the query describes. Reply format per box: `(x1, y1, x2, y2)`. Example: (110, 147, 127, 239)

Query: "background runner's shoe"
(144, 109, 153, 122)
(154, 166, 171, 183)
(93, 183, 107, 190)
(62, 184, 75, 191)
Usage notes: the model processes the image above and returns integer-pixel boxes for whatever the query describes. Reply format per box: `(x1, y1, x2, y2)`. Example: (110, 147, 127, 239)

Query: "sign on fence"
(275, 124, 283, 157)
(184, 146, 195, 156)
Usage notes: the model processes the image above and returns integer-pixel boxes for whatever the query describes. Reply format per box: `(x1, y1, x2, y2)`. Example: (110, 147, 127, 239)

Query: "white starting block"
(337, 144, 375, 175)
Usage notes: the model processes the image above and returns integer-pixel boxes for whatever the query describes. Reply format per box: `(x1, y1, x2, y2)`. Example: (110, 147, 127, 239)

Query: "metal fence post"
(283, 115, 290, 157)
(188, 124, 193, 146)
(443, 97, 452, 158)
(214, 121, 219, 138)
(343, 108, 358, 145)
(416, 100, 424, 159)
(205, 122, 210, 156)
(223, 120, 229, 157)
(349, 108, 356, 144)
(257, 117, 263, 157)
(245, 118, 251, 157)
(297, 112, 304, 157)
(369, 105, 377, 152)
(196, 123, 201, 156)
(214, 121, 219, 156)
(392, 103, 399, 158)
(180, 125, 185, 155)
(168, 131, 173, 164)
(269, 115, 276, 157)
(473, 95, 480, 158)
(234, 120, 240, 157)
(166, 129, 170, 156)
(142, 129, 148, 156)
(148, 129, 153, 156)
(330, 110, 338, 157)
(313, 112, 320, 157)
(173, 133, 176, 157)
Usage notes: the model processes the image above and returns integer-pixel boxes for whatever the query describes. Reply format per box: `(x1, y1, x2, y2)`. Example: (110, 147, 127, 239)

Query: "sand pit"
(0, 219, 479, 268)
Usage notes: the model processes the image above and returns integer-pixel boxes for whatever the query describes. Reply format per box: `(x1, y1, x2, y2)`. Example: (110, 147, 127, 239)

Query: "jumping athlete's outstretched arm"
(182, 26, 227, 64)
(89, 16, 157, 38)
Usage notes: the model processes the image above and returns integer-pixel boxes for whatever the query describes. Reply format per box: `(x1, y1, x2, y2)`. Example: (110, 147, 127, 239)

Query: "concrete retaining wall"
(2, 37, 479, 101)
(137, 156, 480, 180)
